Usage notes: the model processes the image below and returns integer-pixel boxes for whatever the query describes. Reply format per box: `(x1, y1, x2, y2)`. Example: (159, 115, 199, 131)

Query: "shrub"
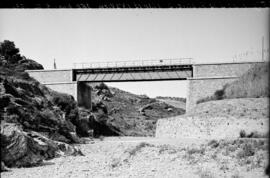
(239, 130, 246, 138)
(198, 169, 215, 178)
(237, 143, 255, 159)
(125, 142, 154, 156)
(187, 146, 206, 155)
(239, 130, 268, 138)
(207, 139, 219, 148)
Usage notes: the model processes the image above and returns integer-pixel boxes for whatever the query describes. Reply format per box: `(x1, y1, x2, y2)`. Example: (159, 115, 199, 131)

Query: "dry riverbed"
(1, 137, 268, 178)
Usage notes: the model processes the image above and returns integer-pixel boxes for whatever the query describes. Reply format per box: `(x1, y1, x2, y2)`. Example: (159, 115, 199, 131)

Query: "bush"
(207, 139, 219, 148)
(239, 130, 246, 138)
(125, 142, 154, 156)
(239, 130, 268, 138)
(214, 89, 224, 100)
(237, 143, 255, 159)
(187, 146, 206, 155)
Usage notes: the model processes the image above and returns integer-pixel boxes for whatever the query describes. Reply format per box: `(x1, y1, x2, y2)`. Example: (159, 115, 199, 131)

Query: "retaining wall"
(193, 62, 261, 78)
(155, 116, 268, 139)
(186, 62, 263, 112)
(186, 77, 237, 112)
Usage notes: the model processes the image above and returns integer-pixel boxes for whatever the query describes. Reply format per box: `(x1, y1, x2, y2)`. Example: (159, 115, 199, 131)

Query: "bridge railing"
(73, 58, 193, 69)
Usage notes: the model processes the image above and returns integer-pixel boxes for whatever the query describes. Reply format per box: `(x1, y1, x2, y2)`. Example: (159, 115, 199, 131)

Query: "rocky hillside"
(0, 40, 186, 170)
(86, 83, 185, 137)
(0, 40, 83, 171)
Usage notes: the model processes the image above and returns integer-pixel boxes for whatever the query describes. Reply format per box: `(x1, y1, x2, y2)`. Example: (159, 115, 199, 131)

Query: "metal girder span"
(75, 70, 192, 82)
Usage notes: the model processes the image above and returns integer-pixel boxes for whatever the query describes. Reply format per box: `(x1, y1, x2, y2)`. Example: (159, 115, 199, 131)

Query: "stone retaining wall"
(186, 62, 264, 112)
(186, 77, 237, 112)
(155, 116, 268, 139)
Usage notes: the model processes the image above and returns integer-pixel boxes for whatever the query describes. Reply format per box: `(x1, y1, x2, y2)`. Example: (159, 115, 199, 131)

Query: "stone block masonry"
(27, 69, 92, 109)
(186, 62, 264, 112)
(186, 77, 237, 112)
(26, 69, 73, 83)
(192, 62, 260, 78)
(155, 116, 268, 139)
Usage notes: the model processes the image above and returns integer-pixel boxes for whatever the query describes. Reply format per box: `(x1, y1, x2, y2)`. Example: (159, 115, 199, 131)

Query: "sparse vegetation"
(198, 169, 215, 178)
(239, 130, 268, 138)
(197, 63, 269, 104)
(110, 142, 155, 169)
(125, 142, 154, 156)
(90, 83, 185, 137)
(156, 96, 186, 103)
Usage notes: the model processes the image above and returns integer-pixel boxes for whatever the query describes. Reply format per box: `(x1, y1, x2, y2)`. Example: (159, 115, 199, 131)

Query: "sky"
(0, 8, 269, 98)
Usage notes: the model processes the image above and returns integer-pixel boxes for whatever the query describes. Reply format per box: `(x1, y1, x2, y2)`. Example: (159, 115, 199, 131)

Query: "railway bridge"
(27, 58, 264, 112)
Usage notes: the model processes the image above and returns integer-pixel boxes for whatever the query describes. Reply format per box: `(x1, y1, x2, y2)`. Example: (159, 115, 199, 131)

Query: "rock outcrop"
(0, 40, 83, 170)
(1, 122, 83, 168)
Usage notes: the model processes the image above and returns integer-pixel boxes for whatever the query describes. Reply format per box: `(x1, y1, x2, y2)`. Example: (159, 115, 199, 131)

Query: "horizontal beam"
(73, 64, 193, 74)
(75, 70, 192, 82)
(82, 78, 188, 83)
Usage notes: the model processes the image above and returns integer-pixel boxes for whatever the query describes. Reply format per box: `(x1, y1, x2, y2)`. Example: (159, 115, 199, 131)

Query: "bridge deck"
(73, 64, 193, 82)
(72, 58, 193, 82)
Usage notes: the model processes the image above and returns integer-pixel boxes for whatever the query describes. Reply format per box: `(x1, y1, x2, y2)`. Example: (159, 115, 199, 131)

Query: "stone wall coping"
(26, 69, 73, 72)
(43, 82, 77, 85)
(187, 76, 239, 80)
(193, 61, 266, 66)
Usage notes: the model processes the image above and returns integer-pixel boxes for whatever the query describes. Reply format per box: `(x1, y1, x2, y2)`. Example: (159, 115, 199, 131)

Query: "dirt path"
(1, 137, 268, 178)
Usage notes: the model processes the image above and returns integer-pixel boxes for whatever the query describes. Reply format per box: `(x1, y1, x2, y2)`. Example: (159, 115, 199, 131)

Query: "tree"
(0, 40, 21, 63)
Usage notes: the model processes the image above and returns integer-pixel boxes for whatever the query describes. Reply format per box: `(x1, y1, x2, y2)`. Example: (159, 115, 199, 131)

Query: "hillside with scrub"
(86, 83, 185, 137)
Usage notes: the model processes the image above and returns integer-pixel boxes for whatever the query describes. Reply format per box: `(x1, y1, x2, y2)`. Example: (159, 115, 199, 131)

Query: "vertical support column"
(185, 79, 193, 113)
(77, 82, 92, 110)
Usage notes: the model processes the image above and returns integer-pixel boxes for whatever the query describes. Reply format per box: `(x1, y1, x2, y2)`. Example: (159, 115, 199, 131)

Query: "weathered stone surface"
(156, 98, 269, 139)
(1, 122, 83, 168)
(0, 41, 83, 169)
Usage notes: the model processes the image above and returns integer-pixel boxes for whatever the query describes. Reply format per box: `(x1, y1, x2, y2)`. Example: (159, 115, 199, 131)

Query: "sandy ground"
(1, 137, 268, 178)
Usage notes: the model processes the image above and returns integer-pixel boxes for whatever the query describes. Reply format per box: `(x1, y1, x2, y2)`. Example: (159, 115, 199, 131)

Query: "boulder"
(1, 122, 83, 168)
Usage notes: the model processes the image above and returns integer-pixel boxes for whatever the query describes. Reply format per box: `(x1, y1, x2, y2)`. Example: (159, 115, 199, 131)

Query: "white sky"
(0, 9, 269, 98)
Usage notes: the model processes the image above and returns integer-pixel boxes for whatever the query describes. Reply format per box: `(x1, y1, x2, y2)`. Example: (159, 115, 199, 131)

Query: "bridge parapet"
(73, 58, 193, 69)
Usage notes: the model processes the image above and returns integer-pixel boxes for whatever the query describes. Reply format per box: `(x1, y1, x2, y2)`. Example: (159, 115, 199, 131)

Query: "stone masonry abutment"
(27, 69, 92, 109)
(186, 62, 265, 112)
